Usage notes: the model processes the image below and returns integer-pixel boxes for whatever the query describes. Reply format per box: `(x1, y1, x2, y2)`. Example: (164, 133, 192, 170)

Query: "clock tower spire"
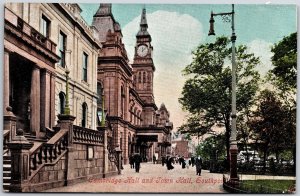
(132, 7, 156, 113)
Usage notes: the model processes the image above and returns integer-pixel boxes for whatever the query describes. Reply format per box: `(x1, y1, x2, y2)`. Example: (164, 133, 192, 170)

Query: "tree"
(196, 134, 226, 160)
(178, 114, 214, 145)
(179, 36, 260, 162)
(248, 89, 293, 172)
(270, 32, 297, 90)
(267, 32, 297, 171)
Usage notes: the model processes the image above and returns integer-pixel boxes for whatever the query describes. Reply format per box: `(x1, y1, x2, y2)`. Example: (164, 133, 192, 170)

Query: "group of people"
(129, 153, 143, 173)
(129, 153, 203, 176)
(161, 155, 203, 175)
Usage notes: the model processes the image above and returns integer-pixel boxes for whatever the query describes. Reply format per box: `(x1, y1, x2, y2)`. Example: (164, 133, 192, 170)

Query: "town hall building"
(3, 3, 172, 192)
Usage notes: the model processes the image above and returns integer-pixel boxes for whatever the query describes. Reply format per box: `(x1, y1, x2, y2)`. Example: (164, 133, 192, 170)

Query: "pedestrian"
(195, 155, 202, 176)
(189, 159, 191, 166)
(162, 156, 166, 166)
(181, 156, 186, 169)
(153, 155, 156, 164)
(167, 156, 174, 170)
(129, 154, 135, 169)
(191, 156, 195, 167)
(134, 153, 142, 173)
(185, 158, 189, 169)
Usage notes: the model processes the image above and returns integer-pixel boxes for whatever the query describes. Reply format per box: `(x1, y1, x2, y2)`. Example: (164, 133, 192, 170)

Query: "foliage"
(270, 32, 297, 90)
(241, 180, 295, 193)
(195, 134, 226, 160)
(179, 36, 260, 160)
(248, 89, 295, 165)
(178, 114, 214, 141)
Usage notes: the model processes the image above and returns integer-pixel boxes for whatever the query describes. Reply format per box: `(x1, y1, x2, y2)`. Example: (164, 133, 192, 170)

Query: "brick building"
(3, 3, 172, 192)
(93, 4, 173, 164)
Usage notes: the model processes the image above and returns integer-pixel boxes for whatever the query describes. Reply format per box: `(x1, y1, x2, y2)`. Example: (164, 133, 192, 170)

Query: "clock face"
(137, 45, 148, 57)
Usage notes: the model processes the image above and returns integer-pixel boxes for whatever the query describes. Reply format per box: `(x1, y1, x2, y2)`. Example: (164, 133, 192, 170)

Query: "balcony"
(5, 8, 59, 63)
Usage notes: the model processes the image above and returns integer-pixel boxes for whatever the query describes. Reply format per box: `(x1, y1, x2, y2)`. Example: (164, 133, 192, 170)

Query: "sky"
(79, 4, 297, 132)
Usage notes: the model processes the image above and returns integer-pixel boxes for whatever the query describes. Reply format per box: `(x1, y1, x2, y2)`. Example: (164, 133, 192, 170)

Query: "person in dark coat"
(191, 156, 195, 167)
(195, 156, 202, 176)
(162, 156, 166, 166)
(129, 154, 135, 169)
(181, 156, 186, 169)
(167, 156, 174, 170)
(153, 155, 156, 164)
(134, 153, 142, 173)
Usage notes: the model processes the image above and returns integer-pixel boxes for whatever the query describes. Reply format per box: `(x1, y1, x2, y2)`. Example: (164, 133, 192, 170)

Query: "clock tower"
(132, 7, 157, 126)
(132, 8, 155, 103)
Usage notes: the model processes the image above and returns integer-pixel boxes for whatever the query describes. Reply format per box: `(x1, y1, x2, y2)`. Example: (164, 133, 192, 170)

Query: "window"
(58, 92, 65, 114)
(58, 31, 66, 68)
(82, 53, 88, 82)
(97, 82, 103, 105)
(82, 103, 88, 128)
(143, 72, 146, 83)
(41, 15, 50, 38)
(121, 86, 125, 118)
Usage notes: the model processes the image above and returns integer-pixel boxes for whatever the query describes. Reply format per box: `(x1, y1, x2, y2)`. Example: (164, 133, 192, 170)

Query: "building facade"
(4, 3, 101, 137)
(93, 4, 173, 164)
(3, 3, 172, 192)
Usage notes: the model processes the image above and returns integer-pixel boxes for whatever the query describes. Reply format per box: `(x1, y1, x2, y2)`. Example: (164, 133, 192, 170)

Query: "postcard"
(3, 2, 297, 193)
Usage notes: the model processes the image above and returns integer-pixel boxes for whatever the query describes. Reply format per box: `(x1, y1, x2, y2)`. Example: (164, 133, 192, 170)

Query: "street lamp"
(208, 4, 238, 181)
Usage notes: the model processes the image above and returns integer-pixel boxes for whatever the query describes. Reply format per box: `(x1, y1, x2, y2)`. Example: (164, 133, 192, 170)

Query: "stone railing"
(3, 130, 10, 155)
(5, 8, 57, 53)
(29, 129, 68, 178)
(73, 125, 104, 145)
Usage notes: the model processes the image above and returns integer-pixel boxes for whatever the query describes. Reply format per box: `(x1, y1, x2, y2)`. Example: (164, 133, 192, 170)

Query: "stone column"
(50, 73, 56, 128)
(4, 49, 10, 115)
(30, 66, 40, 137)
(40, 69, 51, 133)
(124, 128, 128, 164)
(57, 114, 76, 185)
(8, 130, 34, 192)
(98, 126, 108, 177)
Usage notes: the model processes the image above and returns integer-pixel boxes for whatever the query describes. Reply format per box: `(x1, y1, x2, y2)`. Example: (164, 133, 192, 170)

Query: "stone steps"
(3, 155, 11, 192)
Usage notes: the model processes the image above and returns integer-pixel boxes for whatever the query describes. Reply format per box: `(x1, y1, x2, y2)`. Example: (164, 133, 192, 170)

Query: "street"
(45, 162, 226, 193)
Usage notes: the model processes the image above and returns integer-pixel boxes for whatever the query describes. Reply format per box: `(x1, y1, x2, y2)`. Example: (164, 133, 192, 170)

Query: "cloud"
(122, 10, 203, 131)
(247, 39, 273, 76)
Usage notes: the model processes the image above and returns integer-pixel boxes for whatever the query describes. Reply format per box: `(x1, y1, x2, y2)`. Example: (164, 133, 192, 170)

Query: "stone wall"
(72, 143, 104, 180)
(29, 154, 67, 192)
(27, 143, 116, 192)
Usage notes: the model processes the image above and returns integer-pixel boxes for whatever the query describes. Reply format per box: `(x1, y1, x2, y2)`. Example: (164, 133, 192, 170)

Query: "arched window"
(82, 102, 88, 128)
(121, 86, 125, 118)
(143, 72, 146, 83)
(138, 72, 141, 83)
(133, 75, 136, 86)
(59, 92, 66, 114)
(133, 108, 137, 125)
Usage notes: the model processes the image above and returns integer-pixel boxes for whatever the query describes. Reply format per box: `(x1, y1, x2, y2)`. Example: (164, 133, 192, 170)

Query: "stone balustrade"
(5, 8, 57, 54)
(73, 125, 104, 145)
(29, 129, 68, 176)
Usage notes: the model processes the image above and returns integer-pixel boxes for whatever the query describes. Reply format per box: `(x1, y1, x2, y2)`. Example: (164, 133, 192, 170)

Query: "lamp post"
(208, 4, 238, 181)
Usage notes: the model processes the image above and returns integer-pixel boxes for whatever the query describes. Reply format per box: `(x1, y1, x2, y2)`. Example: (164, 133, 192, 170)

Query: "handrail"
(3, 130, 10, 155)
(29, 129, 68, 177)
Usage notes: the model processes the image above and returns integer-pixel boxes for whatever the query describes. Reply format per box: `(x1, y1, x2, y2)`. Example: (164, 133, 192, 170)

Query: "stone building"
(4, 3, 101, 137)
(4, 3, 117, 192)
(3, 3, 172, 192)
(93, 4, 173, 164)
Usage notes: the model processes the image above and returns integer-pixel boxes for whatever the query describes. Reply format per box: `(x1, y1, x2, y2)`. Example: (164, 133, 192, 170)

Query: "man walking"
(134, 153, 142, 173)
(195, 155, 202, 176)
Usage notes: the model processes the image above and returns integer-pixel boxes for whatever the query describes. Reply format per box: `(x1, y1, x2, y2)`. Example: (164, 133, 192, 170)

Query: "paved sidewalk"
(45, 162, 226, 193)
